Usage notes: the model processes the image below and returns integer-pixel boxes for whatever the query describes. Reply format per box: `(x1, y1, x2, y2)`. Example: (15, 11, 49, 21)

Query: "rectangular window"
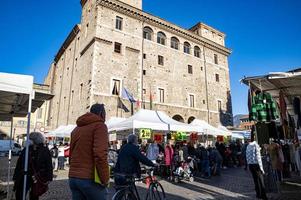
(215, 74, 220, 82)
(189, 94, 195, 108)
(188, 65, 193, 74)
(112, 79, 121, 95)
(143, 70, 146, 75)
(218, 100, 222, 111)
(114, 42, 122, 53)
(143, 54, 146, 59)
(158, 88, 165, 103)
(214, 54, 218, 64)
(158, 55, 164, 66)
(143, 89, 146, 94)
(115, 16, 123, 30)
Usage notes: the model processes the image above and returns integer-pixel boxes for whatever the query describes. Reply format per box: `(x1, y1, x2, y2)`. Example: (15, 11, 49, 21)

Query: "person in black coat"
(114, 134, 155, 186)
(13, 132, 53, 200)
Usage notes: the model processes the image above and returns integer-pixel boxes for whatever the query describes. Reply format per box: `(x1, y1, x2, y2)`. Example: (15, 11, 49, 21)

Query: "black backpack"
(51, 148, 58, 158)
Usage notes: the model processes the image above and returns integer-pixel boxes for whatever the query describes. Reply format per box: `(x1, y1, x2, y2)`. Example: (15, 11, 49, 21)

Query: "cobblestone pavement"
(1, 156, 301, 200)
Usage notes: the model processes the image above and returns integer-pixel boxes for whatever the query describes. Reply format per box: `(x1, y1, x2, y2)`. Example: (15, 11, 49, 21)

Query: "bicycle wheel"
(146, 182, 166, 200)
(112, 189, 138, 200)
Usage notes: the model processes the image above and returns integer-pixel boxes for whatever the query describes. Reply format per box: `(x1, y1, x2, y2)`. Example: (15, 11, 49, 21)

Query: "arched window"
(143, 26, 153, 41)
(157, 32, 166, 45)
(194, 46, 201, 58)
(184, 42, 191, 54)
(172, 115, 184, 123)
(188, 116, 195, 124)
(170, 37, 179, 50)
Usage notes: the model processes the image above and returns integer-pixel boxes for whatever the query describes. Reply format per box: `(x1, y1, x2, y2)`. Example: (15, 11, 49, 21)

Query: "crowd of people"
(11, 103, 250, 200)
(133, 139, 247, 179)
(49, 142, 70, 171)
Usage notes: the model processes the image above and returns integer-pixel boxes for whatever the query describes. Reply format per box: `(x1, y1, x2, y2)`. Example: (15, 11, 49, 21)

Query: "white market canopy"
(106, 117, 126, 128)
(46, 125, 76, 138)
(231, 131, 245, 139)
(0, 72, 53, 121)
(46, 118, 127, 138)
(190, 119, 231, 137)
(217, 125, 232, 136)
(108, 109, 202, 133)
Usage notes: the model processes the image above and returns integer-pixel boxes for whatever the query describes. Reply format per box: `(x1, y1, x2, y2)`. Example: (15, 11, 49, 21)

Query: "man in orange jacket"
(69, 103, 109, 200)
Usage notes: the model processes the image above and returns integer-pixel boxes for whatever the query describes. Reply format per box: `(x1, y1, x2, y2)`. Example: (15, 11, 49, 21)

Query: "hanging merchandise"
(293, 97, 301, 128)
(279, 91, 287, 122)
(250, 91, 279, 122)
(139, 129, 152, 139)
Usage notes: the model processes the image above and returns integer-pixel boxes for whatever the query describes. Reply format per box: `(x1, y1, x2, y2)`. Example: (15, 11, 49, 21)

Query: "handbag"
(30, 157, 49, 196)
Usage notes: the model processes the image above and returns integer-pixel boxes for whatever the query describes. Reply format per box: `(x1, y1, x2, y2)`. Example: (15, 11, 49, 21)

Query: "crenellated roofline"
(97, 0, 231, 56)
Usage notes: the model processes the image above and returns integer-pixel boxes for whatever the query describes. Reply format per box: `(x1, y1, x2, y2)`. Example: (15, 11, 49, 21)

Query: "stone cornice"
(97, 0, 232, 56)
(80, 37, 112, 56)
(54, 24, 80, 63)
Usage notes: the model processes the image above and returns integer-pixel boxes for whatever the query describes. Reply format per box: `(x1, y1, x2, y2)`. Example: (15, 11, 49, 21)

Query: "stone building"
(45, 0, 233, 129)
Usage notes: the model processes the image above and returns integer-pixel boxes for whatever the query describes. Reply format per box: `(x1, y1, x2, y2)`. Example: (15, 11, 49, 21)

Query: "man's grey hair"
(127, 134, 138, 145)
(29, 132, 45, 145)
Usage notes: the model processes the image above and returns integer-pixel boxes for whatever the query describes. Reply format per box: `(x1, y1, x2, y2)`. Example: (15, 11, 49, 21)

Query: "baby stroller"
(173, 157, 194, 183)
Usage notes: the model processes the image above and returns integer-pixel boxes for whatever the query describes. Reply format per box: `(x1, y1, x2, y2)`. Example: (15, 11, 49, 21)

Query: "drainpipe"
(202, 46, 210, 124)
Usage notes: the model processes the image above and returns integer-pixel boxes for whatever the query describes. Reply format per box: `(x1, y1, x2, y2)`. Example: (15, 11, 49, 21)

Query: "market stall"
(108, 109, 203, 133)
(242, 68, 301, 191)
(0, 72, 53, 200)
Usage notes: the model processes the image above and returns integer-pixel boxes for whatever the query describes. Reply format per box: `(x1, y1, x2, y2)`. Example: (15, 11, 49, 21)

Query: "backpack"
(51, 148, 58, 158)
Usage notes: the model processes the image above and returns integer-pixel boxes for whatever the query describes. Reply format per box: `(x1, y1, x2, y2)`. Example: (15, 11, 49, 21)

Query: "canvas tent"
(217, 125, 232, 136)
(190, 119, 231, 137)
(231, 131, 245, 140)
(106, 117, 126, 129)
(108, 109, 202, 133)
(0, 72, 53, 200)
(46, 125, 76, 138)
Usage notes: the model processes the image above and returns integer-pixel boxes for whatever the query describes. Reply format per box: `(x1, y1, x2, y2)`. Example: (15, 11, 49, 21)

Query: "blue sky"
(0, 0, 300, 115)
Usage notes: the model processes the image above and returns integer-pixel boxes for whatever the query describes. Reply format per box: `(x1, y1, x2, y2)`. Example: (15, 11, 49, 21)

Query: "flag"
(121, 88, 136, 103)
(117, 97, 129, 112)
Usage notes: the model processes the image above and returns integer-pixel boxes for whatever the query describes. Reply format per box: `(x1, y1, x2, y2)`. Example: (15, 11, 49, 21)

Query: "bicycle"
(112, 167, 166, 200)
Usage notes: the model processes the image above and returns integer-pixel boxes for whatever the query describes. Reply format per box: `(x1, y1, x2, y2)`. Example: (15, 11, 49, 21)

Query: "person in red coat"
(165, 142, 174, 178)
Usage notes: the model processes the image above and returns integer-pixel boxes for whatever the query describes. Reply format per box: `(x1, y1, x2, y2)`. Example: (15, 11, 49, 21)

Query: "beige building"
(45, 0, 233, 129)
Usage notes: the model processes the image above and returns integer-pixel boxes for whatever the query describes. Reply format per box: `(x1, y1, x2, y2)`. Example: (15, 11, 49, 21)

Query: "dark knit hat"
(90, 103, 105, 116)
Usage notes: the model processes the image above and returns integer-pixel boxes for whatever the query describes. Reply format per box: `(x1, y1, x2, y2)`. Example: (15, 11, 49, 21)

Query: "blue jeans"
(201, 160, 211, 177)
(69, 178, 107, 200)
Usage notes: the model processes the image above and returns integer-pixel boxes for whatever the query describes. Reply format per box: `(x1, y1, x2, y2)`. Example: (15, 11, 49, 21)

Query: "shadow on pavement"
(40, 179, 190, 200)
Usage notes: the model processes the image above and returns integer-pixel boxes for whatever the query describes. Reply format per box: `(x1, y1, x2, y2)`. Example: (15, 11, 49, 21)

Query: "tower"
(119, 0, 142, 9)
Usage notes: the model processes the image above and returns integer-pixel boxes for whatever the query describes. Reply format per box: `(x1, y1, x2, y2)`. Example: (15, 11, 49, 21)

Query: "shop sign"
(153, 133, 163, 143)
(217, 135, 224, 142)
(139, 129, 152, 139)
(190, 132, 198, 141)
(171, 132, 187, 141)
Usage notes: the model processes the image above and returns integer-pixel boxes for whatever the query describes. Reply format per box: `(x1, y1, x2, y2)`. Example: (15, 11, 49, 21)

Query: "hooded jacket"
(69, 113, 109, 184)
